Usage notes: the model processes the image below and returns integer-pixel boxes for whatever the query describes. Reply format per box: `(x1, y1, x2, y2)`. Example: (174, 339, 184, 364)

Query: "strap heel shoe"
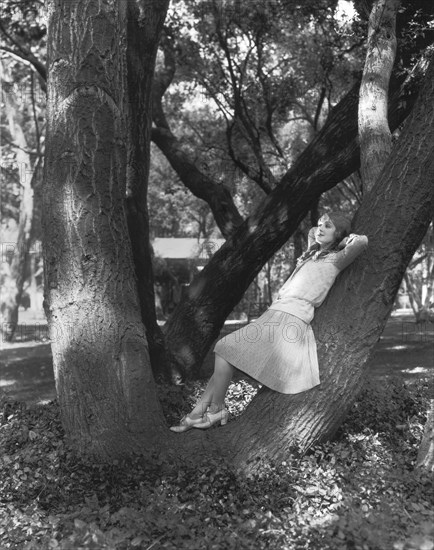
(170, 413, 205, 433)
(193, 408, 229, 429)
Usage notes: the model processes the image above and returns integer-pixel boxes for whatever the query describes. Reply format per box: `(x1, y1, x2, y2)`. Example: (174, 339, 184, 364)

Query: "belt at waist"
(268, 297, 314, 324)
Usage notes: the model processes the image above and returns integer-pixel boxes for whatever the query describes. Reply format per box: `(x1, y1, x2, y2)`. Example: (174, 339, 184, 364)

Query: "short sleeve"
(332, 235, 369, 270)
(308, 227, 317, 248)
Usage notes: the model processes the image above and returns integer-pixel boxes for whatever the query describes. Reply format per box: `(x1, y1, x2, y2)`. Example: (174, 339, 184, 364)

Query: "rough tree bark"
(125, 0, 171, 381)
(42, 0, 167, 456)
(162, 57, 428, 376)
(179, 55, 434, 469)
(0, 60, 36, 341)
(358, 0, 400, 192)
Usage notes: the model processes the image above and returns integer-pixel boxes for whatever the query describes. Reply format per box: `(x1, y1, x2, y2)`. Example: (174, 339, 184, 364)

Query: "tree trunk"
(26, 251, 43, 314)
(359, 0, 399, 193)
(125, 0, 172, 381)
(42, 0, 167, 456)
(0, 60, 35, 342)
(163, 59, 428, 376)
(416, 400, 434, 472)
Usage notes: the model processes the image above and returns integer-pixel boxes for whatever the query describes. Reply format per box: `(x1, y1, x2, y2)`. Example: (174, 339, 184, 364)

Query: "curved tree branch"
(151, 126, 243, 237)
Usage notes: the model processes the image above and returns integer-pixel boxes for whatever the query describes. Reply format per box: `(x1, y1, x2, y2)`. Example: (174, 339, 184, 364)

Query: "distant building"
(152, 238, 225, 267)
(151, 238, 225, 318)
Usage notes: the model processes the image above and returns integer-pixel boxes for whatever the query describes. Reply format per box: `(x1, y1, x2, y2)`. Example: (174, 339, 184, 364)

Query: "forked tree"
(42, 0, 434, 465)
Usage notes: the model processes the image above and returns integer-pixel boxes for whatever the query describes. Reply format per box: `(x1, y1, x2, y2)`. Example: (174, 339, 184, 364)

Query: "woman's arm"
(308, 227, 317, 248)
(333, 234, 369, 270)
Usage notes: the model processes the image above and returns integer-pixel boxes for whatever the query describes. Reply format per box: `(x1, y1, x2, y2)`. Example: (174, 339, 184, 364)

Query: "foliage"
(161, 0, 364, 190)
(0, 0, 46, 47)
(148, 144, 216, 239)
(1, 377, 432, 550)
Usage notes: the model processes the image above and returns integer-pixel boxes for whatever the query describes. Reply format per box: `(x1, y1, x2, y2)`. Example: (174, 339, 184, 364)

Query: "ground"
(0, 310, 433, 550)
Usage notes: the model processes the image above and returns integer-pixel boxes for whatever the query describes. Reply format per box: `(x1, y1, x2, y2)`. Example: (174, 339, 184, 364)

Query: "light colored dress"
(214, 230, 368, 394)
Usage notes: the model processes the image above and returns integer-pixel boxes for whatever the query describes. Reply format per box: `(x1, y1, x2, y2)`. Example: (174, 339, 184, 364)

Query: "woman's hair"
(296, 212, 351, 265)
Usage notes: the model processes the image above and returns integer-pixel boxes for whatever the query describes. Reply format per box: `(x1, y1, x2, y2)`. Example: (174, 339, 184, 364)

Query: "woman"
(170, 212, 368, 432)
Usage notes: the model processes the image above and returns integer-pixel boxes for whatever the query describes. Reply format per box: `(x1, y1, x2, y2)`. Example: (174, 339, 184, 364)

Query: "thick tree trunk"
(359, 0, 399, 192)
(0, 61, 35, 341)
(125, 0, 172, 381)
(178, 56, 434, 469)
(42, 0, 167, 456)
(163, 59, 428, 376)
(417, 400, 434, 472)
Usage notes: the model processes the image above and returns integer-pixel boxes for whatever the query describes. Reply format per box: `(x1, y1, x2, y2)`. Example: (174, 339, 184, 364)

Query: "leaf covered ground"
(0, 376, 433, 550)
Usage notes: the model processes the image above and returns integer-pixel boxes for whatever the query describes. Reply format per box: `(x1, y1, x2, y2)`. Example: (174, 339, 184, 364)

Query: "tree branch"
(151, 126, 243, 238)
(226, 121, 272, 194)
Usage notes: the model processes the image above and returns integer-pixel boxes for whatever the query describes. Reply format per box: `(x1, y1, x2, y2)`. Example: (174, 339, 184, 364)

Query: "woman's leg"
(190, 354, 234, 416)
(170, 354, 234, 431)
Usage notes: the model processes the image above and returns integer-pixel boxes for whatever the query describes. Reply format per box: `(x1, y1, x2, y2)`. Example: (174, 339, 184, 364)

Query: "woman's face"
(316, 215, 337, 247)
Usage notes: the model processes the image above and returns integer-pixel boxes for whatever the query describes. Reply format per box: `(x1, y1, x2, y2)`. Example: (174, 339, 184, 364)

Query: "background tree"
(0, 0, 46, 335)
(403, 225, 434, 322)
(417, 399, 434, 472)
(0, 57, 44, 340)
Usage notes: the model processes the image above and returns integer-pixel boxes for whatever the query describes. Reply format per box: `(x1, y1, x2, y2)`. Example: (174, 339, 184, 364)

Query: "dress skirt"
(214, 309, 320, 394)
